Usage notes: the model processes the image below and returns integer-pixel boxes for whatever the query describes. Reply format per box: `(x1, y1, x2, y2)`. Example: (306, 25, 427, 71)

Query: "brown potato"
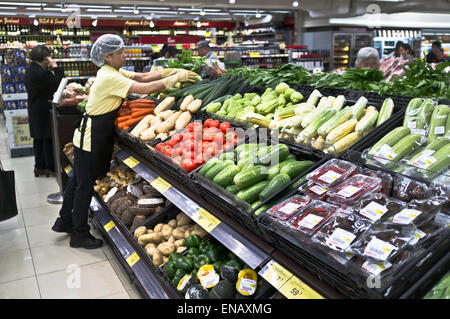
(168, 219, 177, 228)
(138, 233, 162, 246)
(146, 246, 157, 257)
(168, 236, 175, 244)
(176, 246, 187, 253)
(184, 230, 191, 239)
(174, 239, 185, 249)
(157, 242, 175, 256)
(147, 229, 154, 234)
(176, 214, 191, 227)
(144, 243, 156, 251)
(172, 228, 185, 240)
(153, 223, 164, 233)
(134, 226, 147, 239)
(163, 256, 169, 264)
(190, 228, 208, 239)
(161, 224, 173, 240)
(152, 250, 164, 266)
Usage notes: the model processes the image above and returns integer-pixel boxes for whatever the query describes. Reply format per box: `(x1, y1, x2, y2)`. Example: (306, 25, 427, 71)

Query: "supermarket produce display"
(55, 58, 448, 299)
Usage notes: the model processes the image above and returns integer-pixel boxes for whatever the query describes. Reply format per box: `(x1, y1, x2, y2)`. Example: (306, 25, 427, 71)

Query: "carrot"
(124, 115, 147, 127)
(128, 98, 155, 104)
(117, 116, 131, 123)
(131, 109, 153, 117)
(129, 103, 155, 109)
(117, 122, 128, 131)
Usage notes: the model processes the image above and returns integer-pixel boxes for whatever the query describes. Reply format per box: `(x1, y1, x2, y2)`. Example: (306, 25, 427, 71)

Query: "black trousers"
(59, 147, 95, 237)
(33, 138, 55, 171)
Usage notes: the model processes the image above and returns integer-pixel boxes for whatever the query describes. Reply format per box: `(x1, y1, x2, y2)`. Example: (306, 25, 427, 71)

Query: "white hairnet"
(356, 47, 380, 64)
(90, 34, 124, 67)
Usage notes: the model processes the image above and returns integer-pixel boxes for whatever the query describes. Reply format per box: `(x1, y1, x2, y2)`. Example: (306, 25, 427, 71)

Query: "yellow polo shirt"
(73, 65, 136, 152)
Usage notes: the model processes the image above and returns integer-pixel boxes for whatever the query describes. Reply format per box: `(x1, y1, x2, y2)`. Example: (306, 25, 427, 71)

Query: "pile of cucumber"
(197, 143, 314, 213)
(368, 98, 450, 179)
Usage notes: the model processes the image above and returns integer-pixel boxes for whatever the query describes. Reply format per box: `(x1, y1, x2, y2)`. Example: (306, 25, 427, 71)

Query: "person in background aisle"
(355, 47, 380, 70)
(196, 41, 219, 60)
(51, 34, 199, 249)
(426, 41, 445, 64)
(24, 45, 64, 178)
(392, 41, 404, 58)
(398, 43, 414, 62)
(164, 46, 179, 59)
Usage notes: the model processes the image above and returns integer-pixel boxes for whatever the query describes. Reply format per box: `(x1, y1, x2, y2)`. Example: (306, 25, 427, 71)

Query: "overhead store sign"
(0, 17, 21, 24)
(141, 35, 202, 44)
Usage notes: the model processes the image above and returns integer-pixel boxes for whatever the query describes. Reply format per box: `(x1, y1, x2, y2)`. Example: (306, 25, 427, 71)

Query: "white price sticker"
(362, 260, 392, 276)
(279, 202, 301, 215)
(435, 126, 445, 135)
(411, 154, 437, 169)
(298, 214, 324, 230)
(392, 209, 422, 225)
(238, 278, 257, 296)
(408, 229, 427, 246)
(364, 237, 397, 261)
(374, 144, 397, 165)
(318, 170, 342, 184)
(309, 185, 327, 195)
(407, 121, 416, 129)
(422, 149, 436, 156)
(337, 185, 361, 198)
(411, 128, 426, 136)
(359, 201, 388, 222)
(104, 187, 118, 203)
(198, 271, 220, 289)
(327, 228, 357, 250)
(137, 198, 164, 206)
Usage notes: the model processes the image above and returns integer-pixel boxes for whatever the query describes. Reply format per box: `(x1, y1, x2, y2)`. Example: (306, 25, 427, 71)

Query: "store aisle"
(0, 117, 142, 299)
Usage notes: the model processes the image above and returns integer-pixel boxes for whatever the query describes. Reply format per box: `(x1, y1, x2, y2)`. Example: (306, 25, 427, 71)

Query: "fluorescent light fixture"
(0, 6, 17, 9)
(0, 2, 44, 5)
(114, 9, 133, 13)
(141, 10, 179, 14)
(229, 0, 235, 3)
(65, 5, 112, 9)
(256, 10, 261, 18)
(293, 1, 299, 7)
(271, 10, 291, 13)
(33, 18, 39, 26)
(229, 10, 257, 13)
(29, 14, 36, 17)
(26, 7, 42, 10)
(179, 8, 221, 12)
(43, 8, 63, 11)
(137, 7, 170, 10)
(200, 9, 205, 16)
(232, 12, 258, 16)
(86, 9, 112, 13)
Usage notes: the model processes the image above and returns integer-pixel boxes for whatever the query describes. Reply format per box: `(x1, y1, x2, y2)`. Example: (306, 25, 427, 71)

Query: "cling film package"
(355, 193, 407, 224)
(391, 175, 431, 202)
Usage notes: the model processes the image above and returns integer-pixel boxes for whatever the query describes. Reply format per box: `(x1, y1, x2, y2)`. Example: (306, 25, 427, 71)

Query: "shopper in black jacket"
(24, 45, 64, 177)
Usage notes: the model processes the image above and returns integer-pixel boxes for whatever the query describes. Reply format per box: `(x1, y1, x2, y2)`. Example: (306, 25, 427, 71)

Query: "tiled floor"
(0, 115, 142, 299)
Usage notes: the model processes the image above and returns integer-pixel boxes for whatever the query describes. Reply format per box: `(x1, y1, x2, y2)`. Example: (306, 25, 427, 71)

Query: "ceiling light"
(200, 9, 205, 16)
(229, 0, 235, 3)
(256, 10, 261, 18)
(137, 7, 170, 10)
(293, 1, 299, 7)
(0, 6, 17, 9)
(229, 10, 258, 13)
(43, 8, 63, 11)
(66, 5, 111, 9)
(33, 18, 39, 26)
(197, 21, 201, 28)
(114, 9, 133, 13)
(133, 5, 139, 14)
(150, 20, 155, 28)
(86, 9, 112, 13)
(0, 2, 44, 5)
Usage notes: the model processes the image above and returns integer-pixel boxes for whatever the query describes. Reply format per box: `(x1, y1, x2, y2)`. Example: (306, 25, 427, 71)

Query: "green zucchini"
(213, 165, 241, 188)
(427, 105, 449, 144)
(387, 134, 422, 165)
(369, 126, 411, 156)
(377, 98, 394, 126)
(403, 98, 423, 128)
(409, 137, 449, 165)
(424, 143, 450, 177)
(416, 99, 435, 130)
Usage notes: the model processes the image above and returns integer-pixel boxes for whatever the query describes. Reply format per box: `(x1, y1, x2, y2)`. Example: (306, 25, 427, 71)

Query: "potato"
(168, 219, 177, 228)
(190, 228, 207, 239)
(153, 223, 164, 233)
(144, 243, 156, 251)
(174, 239, 185, 249)
(161, 224, 173, 240)
(163, 256, 169, 264)
(176, 214, 191, 227)
(168, 236, 175, 244)
(146, 246, 157, 257)
(147, 229, 154, 234)
(184, 230, 191, 239)
(157, 242, 175, 256)
(178, 225, 191, 232)
(177, 246, 187, 253)
(134, 226, 147, 239)
(172, 228, 185, 240)
(152, 250, 164, 266)
(138, 233, 162, 246)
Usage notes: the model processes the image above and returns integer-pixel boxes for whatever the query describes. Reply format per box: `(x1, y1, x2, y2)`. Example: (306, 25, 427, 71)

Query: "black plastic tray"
(191, 136, 329, 238)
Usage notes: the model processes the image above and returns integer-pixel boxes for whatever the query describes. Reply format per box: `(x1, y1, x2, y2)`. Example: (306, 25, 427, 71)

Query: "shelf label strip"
(104, 220, 116, 232)
(150, 177, 171, 194)
(123, 156, 140, 169)
(192, 208, 221, 233)
(126, 251, 140, 268)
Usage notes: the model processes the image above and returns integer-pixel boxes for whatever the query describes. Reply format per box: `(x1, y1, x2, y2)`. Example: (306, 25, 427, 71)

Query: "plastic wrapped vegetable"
(264, 195, 311, 223)
(307, 159, 359, 188)
(327, 174, 383, 207)
(391, 175, 430, 202)
(356, 193, 407, 224)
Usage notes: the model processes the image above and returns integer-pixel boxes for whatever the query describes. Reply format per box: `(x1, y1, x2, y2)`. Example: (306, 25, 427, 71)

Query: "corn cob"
(355, 106, 379, 135)
(288, 112, 312, 128)
(294, 103, 316, 115)
(403, 98, 423, 128)
(331, 95, 345, 111)
(326, 119, 358, 144)
(368, 126, 411, 156)
(327, 132, 360, 154)
(301, 98, 332, 128)
(427, 104, 449, 144)
(311, 136, 326, 150)
(299, 109, 336, 139)
(306, 90, 322, 106)
(416, 99, 435, 130)
(317, 106, 352, 137)
(377, 98, 394, 126)
(350, 96, 368, 120)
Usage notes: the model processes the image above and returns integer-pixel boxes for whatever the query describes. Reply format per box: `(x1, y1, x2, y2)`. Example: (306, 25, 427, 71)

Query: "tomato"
(204, 127, 220, 135)
(181, 159, 197, 172)
(166, 139, 178, 148)
(183, 150, 196, 160)
(173, 156, 183, 165)
(219, 122, 231, 133)
(155, 143, 165, 151)
(193, 129, 203, 141)
(186, 122, 195, 132)
(184, 140, 195, 151)
(201, 141, 211, 153)
(195, 154, 206, 165)
(204, 118, 214, 128)
(171, 133, 183, 143)
(204, 146, 216, 158)
(213, 132, 224, 145)
(202, 131, 214, 142)
(224, 131, 237, 142)
(210, 120, 220, 128)
(162, 147, 173, 157)
(172, 145, 183, 157)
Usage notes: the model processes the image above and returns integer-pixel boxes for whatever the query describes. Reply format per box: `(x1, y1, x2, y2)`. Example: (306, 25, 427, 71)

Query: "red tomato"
(205, 127, 220, 135)
(204, 119, 214, 128)
(202, 132, 214, 142)
(224, 131, 237, 142)
(204, 146, 216, 158)
(195, 154, 206, 165)
(166, 139, 178, 148)
(173, 156, 183, 165)
(210, 120, 220, 128)
(172, 145, 183, 157)
(162, 147, 173, 157)
(186, 122, 195, 132)
(171, 133, 183, 143)
(181, 159, 197, 172)
(213, 132, 224, 145)
(219, 122, 231, 133)
(183, 151, 195, 160)
(155, 143, 165, 151)
(201, 141, 211, 153)
(193, 129, 203, 141)
(184, 140, 195, 151)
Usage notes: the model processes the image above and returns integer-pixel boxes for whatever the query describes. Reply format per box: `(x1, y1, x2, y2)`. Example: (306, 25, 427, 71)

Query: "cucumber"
(377, 98, 394, 126)
(219, 152, 235, 162)
(205, 160, 234, 180)
(234, 143, 258, 157)
(424, 143, 450, 177)
(233, 165, 268, 189)
(409, 137, 449, 165)
(237, 181, 270, 204)
(237, 157, 255, 170)
(286, 154, 296, 161)
(251, 200, 262, 209)
(280, 161, 314, 179)
(267, 159, 298, 180)
(213, 165, 241, 188)
(427, 105, 449, 144)
(259, 173, 291, 201)
(403, 98, 423, 128)
(369, 126, 411, 156)
(386, 134, 422, 166)
(198, 158, 221, 176)
(256, 144, 290, 166)
(226, 185, 240, 194)
(416, 99, 435, 130)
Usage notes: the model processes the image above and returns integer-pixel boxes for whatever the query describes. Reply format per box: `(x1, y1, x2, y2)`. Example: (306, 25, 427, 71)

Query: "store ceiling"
(0, 0, 448, 20)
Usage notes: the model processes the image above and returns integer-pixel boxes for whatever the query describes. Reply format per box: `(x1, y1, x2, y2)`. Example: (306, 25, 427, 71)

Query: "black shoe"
(70, 233, 103, 249)
(46, 170, 56, 177)
(51, 218, 73, 234)
(34, 168, 46, 177)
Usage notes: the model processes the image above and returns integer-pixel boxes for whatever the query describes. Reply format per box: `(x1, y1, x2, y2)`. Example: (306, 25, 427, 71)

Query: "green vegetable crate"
(191, 136, 329, 237)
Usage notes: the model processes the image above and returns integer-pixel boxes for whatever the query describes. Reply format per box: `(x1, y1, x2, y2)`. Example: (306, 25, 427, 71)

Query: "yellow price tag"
(126, 252, 140, 267)
(104, 220, 116, 232)
(260, 261, 292, 289)
(123, 156, 140, 169)
(64, 165, 72, 174)
(151, 177, 171, 194)
(192, 208, 221, 233)
(279, 276, 324, 299)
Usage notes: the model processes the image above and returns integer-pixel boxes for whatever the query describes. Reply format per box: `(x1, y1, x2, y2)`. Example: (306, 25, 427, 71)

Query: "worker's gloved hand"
(161, 74, 180, 89)
(187, 70, 201, 82)
(160, 68, 183, 78)
(176, 70, 200, 83)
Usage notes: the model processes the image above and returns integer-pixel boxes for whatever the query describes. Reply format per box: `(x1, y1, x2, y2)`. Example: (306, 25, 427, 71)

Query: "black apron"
(77, 107, 120, 179)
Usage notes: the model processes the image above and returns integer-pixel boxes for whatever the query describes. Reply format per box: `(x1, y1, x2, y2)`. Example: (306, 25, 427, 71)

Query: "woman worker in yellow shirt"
(51, 34, 198, 249)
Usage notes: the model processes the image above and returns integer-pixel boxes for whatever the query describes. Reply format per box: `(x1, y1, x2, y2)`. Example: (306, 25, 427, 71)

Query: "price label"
(318, 171, 342, 184)
(260, 260, 292, 289)
(123, 156, 140, 168)
(359, 201, 388, 222)
(327, 228, 357, 250)
(126, 252, 140, 267)
(249, 52, 260, 57)
(279, 275, 324, 299)
(279, 203, 301, 215)
(392, 209, 422, 225)
(411, 155, 437, 169)
(104, 220, 116, 232)
(192, 208, 221, 233)
(435, 126, 445, 135)
(374, 144, 397, 165)
(309, 185, 327, 195)
(150, 177, 171, 194)
(364, 237, 396, 261)
(64, 165, 72, 174)
(337, 185, 360, 198)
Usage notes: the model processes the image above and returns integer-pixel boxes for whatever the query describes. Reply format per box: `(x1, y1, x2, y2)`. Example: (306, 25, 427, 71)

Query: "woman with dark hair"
(24, 45, 65, 177)
(398, 43, 413, 62)
(164, 46, 178, 59)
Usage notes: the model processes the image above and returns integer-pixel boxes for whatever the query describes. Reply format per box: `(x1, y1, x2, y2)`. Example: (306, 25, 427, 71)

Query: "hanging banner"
(141, 35, 202, 44)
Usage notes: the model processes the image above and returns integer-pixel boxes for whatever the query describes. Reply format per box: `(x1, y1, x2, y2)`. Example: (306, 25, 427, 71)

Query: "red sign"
(141, 35, 202, 44)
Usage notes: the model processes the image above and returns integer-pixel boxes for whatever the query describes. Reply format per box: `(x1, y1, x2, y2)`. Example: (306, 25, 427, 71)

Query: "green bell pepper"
(163, 261, 178, 280)
(225, 259, 243, 270)
(172, 269, 187, 287)
(169, 252, 183, 263)
(185, 235, 201, 249)
(206, 246, 228, 263)
(199, 241, 214, 254)
(194, 254, 211, 269)
(186, 247, 201, 259)
(175, 257, 194, 273)
(213, 261, 225, 274)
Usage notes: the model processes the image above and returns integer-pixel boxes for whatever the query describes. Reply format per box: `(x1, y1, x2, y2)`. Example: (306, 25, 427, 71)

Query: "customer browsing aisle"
(0, 118, 141, 299)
